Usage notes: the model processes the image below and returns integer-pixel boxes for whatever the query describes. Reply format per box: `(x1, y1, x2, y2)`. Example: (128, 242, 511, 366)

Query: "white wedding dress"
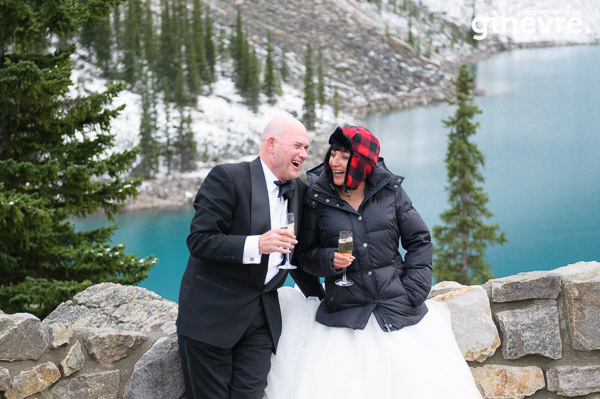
(265, 287, 482, 399)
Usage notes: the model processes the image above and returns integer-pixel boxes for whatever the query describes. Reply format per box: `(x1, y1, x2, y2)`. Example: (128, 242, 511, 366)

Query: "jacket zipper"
(376, 308, 392, 332)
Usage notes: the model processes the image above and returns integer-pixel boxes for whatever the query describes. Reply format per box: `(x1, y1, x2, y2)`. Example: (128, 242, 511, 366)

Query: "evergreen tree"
(176, 108, 198, 172)
(93, 17, 114, 76)
(332, 85, 341, 118)
(162, 101, 175, 175)
(158, 0, 176, 98)
(204, 9, 216, 82)
(80, 17, 113, 76)
(407, 17, 414, 47)
(432, 65, 507, 285)
(134, 72, 160, 178)
(230, 7, 245, 91)
(183, 6, 201, 96)
(123, 0, 142, 86)
(191, 0, 208, 85)
(280, 46, 290, 82)
(302, 43, 317, 130)
(113, 5, 123, 52)
(263, 31, 277, 105)
(170, 0, 185, 101)
(141, 0, 157, 72)
(317, 45, 326, 107)
(247, 46, 261, 113)
(0, 0, 155, 318)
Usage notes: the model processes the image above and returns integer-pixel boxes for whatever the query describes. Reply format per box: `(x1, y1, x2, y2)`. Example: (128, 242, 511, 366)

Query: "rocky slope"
(120, 0, 599, 210)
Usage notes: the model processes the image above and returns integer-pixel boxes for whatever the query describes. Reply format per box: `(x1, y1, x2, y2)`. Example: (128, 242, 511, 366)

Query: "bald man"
(177, 115, 325, 399)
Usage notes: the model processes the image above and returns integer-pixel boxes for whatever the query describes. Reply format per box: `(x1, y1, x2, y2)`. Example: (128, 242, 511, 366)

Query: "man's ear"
(266, 136, 276, 154)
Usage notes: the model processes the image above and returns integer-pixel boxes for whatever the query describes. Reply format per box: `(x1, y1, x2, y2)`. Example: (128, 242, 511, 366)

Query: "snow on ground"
(67, 0, 599, 181)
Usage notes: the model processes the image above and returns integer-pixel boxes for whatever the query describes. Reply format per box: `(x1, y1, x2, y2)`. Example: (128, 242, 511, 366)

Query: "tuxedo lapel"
(249, 157, 271, 235)
(249, 158, 271, 287)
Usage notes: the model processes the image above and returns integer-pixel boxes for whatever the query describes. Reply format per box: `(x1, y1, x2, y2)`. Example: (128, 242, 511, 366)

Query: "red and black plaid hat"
(324, 126, 380, 190)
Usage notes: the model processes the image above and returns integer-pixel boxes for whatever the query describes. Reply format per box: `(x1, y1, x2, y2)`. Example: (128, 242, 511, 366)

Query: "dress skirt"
(265, 287, 482, 399)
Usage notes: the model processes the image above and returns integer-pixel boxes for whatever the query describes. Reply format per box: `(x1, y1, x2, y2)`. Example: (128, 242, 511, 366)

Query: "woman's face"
(329, 150, 351, 186)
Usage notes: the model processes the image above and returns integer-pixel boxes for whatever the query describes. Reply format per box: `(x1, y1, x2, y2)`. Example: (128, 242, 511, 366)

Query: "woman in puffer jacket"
(265, 126, 482, 399)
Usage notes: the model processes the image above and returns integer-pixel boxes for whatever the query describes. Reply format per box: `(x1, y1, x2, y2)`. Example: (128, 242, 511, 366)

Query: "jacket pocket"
(194, 274, 232, 293)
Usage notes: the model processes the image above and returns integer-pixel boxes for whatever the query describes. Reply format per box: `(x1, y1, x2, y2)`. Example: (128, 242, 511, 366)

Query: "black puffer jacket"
(296, 160, 433, 332)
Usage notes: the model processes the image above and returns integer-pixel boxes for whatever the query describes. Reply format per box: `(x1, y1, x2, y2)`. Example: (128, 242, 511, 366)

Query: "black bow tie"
(274, 180, 295, 201)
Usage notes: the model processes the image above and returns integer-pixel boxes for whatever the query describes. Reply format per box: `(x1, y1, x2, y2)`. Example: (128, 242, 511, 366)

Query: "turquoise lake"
(77, 45, 600, 302)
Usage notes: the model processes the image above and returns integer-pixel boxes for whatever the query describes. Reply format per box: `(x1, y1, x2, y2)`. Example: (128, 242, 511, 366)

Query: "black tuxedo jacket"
(176, 157, 325, 351)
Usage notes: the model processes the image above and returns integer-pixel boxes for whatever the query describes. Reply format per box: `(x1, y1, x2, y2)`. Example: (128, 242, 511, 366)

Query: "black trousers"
(178, 303, 274, 399)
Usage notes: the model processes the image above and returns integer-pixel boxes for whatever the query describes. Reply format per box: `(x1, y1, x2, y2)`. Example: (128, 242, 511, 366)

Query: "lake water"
(76, 45, 600, 302)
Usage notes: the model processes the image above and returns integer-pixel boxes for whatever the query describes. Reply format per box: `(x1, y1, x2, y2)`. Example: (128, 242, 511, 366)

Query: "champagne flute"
(278, 213, 297, 270)
(335, 231, 353, 287)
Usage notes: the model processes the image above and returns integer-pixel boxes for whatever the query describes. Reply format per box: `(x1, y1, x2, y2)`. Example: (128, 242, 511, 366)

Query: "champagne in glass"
(335, 231, 353, 286)
(279, 213, 297, 270)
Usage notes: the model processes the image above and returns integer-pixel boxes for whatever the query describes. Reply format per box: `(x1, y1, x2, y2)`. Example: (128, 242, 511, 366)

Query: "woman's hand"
(332, 252, 355, 270)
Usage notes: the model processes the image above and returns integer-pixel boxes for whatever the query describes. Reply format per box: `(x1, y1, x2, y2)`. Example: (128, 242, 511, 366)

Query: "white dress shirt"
(243, 159, 288, 284)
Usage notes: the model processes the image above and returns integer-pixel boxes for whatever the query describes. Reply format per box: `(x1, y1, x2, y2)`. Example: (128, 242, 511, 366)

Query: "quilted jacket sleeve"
(396, 187, 433, 306)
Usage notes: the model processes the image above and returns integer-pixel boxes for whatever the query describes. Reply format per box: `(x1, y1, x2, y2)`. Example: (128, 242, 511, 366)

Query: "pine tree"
(230, 7, 245, 92)
(93, 16, 114, 76)
(177, 109, 198, 172)
(432, 65, 507, 285)
(80, 17, 113, 76)
(280, 46, 290, 82)
(170, 0, 185, 102)
(204, 9, 216, 82)
(302, 43, 317, 130)
(158, 0, 176, 98)
(317, 45, 326, 107)
(141, 0, 157, 72)
(0, 0, 155, 318)
(134, 72, 160, 178)
(263, 31, 277, 105)
(162, 100, 175, 175)
(183, 6, 201, 96)
(123, 0, 142, 86)
(247, 46, 261, 113)
(332, 85, 341, 118)
(191, 0, 208, 85)
(113, 5, 123, 52)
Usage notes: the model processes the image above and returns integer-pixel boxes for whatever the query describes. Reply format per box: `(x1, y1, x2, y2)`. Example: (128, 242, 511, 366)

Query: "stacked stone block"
(0, 283, 183, 399)
(1, 261, 599, 398)
(428, 261, 600, 398)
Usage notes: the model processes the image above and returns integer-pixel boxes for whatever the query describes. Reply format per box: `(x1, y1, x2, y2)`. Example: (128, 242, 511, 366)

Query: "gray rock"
(124, 336, 185, 399)
(83, 327, 148, 363)
(0, 313, 49, 361)
(4, 362, 61, 399)
(431, 286, 500, 362)
(44, 283, 178, 334)
(495, 303, 562, 360)
(43, 370, 120, 399)
(47, 324, 73, 349)
(553, 261, 600, 282)
(0, 366, 10, 391)
(489, 271, 561, 302)
(60, 341, 85, 376)
(563, 280, 600, 351)
(385, 36, 414, 58)
(547, 365, 600, 397)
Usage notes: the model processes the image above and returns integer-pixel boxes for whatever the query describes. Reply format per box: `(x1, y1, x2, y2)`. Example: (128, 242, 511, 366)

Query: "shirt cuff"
(243, 235, 261, 264)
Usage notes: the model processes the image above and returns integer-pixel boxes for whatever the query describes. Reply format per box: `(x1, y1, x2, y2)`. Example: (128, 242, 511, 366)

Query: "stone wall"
(1, 261, 599, 399)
